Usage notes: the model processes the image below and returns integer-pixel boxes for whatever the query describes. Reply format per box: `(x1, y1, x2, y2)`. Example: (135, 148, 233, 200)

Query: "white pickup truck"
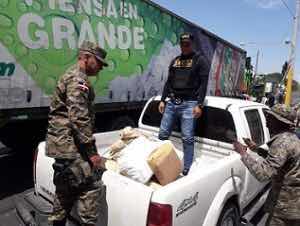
(31, 96, 271, 226)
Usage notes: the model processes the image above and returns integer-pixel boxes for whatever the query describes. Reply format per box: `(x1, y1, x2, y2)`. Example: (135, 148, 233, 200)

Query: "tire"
(109, 116, 136, 131)
(217, 202, 240, 226)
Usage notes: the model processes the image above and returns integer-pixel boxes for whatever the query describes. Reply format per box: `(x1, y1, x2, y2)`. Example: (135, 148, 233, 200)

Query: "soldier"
(294, 103, 300, 138)
(233, 104, 300, 226)
(158, 33, 210, 175)
(46, 41, 108, 226)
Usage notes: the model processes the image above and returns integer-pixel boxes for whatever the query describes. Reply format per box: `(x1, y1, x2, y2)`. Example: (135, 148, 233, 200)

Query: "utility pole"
(285, 0, 300, 106)
(254, 49, 260, 80)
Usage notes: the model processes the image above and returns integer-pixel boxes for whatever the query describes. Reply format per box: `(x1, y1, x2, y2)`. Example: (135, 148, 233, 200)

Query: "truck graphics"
(0, 0, 246, 110)
(0, 62, 15, 77)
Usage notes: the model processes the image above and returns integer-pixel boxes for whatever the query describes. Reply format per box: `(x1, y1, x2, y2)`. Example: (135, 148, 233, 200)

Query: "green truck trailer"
(0, 0, 247, 150)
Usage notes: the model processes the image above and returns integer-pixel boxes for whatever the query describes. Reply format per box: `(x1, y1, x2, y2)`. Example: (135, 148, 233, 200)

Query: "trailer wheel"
(217, 202, 240, 226)
(109, 116, 136, 131)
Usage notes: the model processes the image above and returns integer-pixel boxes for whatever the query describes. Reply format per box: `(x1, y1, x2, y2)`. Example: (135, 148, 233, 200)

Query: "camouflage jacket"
(241, 132, 300, 219)
(46, 65, 97, 159)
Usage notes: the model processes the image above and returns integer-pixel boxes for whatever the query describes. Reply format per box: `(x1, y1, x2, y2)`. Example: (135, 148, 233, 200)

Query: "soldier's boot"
(52, 218, 67, 226)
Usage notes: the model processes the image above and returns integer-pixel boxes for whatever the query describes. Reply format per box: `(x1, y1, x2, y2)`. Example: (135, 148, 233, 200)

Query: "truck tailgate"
(36, 140, 154, 226)
(102, 171, 153, 226)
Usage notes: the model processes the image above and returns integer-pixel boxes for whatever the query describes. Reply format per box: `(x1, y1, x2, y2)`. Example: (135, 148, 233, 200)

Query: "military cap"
(180, 33, 194, 42)
(79, 41, 108, 67)
(265, 104, 300, 126)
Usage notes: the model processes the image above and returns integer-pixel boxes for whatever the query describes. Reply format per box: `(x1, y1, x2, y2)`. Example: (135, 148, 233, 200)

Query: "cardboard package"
(147, 141, 183, 186)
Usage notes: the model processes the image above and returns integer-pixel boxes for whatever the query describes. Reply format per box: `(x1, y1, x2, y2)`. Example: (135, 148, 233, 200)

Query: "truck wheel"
(109, 116, 136, 131)
(217, 203, 240, 226)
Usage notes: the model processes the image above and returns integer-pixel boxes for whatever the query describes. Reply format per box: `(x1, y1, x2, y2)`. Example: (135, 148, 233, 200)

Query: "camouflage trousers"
(267, 216, 300, 226)
(49, 157, 103, 226)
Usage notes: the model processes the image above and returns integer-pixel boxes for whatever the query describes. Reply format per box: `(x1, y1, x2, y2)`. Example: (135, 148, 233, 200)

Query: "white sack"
(118, 136, 161, 183)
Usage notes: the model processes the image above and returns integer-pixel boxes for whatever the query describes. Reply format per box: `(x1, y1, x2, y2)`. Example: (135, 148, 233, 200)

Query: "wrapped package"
(146, 181, 162, 190)
(120, 126, 142, 141)
(107, 140, 127, 160)
(118, 136, 160, 184)
(148, 141, 183, 185)
(106, 127, 148, 160)
(100, 158, 120, 172)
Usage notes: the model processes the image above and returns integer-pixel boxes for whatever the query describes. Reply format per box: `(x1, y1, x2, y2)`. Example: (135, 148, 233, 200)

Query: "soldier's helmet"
(79, 41, 108, 67)
(266, 104, 300, 126)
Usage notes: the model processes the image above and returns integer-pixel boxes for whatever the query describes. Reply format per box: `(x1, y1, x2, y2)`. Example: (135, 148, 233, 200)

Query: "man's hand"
(243, 138, 257, 151)
(89, 154, 102, 170)
(158, 101, 165, 114)
(233, 141, 248, 156)
(193, 106, 202, 118)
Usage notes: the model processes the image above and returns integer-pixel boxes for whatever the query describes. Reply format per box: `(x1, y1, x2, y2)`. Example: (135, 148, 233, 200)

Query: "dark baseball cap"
(79, 41, 108, 67)
(180, 33, 194, 43)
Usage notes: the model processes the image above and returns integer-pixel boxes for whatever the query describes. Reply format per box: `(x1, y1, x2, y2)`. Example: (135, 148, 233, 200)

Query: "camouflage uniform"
(46, 64, 97, 159)
(293, 104, 300, 138)
(46, 41, 108, 226)
(49, 156, 103, 226)
(241, 104, 300, 226)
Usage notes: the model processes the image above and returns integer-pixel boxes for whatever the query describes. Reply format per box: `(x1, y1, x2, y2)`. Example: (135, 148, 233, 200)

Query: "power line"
(280, 0, 296, 19)
(240, 41, 287, 46)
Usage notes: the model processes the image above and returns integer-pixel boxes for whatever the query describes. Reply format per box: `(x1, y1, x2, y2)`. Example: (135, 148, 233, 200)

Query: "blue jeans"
(158, 101, 197, 171)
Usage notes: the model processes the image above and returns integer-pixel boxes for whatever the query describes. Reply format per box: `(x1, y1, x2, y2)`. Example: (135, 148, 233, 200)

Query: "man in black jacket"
(158, 33, 210, 175)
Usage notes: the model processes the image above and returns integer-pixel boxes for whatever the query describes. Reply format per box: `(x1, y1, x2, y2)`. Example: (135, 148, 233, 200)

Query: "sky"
(151, 0, 300, 82)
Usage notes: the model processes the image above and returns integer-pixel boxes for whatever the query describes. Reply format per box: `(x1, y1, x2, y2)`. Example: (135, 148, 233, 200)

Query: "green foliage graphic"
(0, 0, 187, 95)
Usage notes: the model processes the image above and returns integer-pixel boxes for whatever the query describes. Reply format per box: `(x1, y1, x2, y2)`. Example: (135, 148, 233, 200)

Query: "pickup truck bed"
(94, 130, 229, 178)
(36, 129, 231, 226)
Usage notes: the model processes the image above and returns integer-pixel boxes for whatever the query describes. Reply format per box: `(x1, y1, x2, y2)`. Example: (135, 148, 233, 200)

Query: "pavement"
(0, 194, 24, 226)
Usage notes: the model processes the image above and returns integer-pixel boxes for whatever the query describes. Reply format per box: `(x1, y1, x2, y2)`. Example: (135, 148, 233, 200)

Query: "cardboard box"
(147, 142, 183, 185)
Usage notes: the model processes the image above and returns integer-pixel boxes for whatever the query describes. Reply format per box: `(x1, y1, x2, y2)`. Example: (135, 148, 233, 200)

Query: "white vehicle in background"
(30, 96, 270, 226)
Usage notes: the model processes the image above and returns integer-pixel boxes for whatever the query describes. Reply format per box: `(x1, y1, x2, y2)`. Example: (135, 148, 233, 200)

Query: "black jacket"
(161, 51, 210, 105)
